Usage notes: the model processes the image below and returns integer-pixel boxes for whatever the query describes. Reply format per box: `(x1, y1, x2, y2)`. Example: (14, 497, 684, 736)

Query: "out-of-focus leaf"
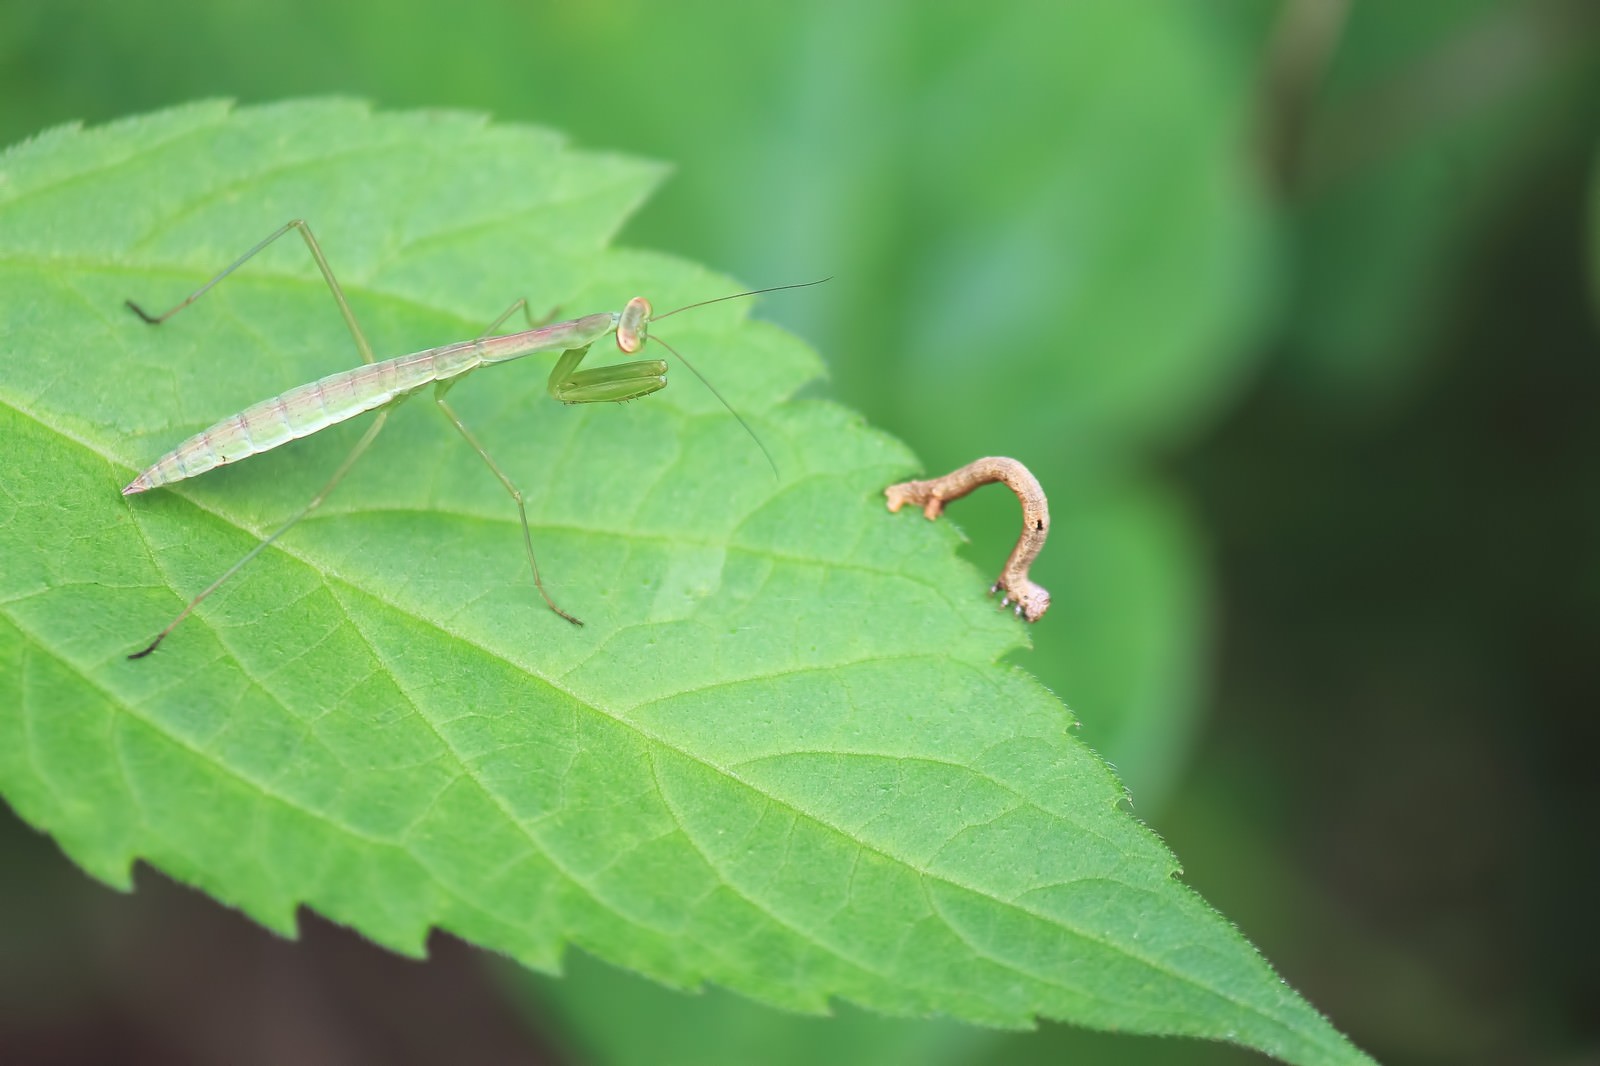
(1286, 1, 1600, 400)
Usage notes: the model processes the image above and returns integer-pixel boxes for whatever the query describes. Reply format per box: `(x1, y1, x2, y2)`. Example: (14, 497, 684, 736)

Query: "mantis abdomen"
(122, 341, 490, 495)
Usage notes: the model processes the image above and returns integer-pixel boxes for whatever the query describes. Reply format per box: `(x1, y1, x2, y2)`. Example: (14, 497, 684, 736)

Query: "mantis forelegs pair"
(122, 219, 813, 658)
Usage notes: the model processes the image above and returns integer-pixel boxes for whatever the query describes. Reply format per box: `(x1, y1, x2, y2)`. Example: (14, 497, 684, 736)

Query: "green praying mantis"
(121, 219, 821, 658)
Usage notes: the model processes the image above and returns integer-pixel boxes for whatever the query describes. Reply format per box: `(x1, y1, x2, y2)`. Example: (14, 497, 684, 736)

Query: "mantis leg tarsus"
(124, 298, 165, 324)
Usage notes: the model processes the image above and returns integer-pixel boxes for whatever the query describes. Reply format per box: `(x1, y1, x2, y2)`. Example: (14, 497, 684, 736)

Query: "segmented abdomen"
(122, 345, 471, 495)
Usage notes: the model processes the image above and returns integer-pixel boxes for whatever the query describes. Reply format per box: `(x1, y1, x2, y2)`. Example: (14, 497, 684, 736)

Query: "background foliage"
(2, 2, 1597, 1064)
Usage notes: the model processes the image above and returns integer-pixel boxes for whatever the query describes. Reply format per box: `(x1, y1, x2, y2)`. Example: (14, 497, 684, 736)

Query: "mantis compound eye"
(616, 296, 651, 353)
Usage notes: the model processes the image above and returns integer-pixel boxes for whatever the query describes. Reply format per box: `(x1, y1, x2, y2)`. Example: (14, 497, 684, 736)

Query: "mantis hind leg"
(126, 220, 391, 658)
(125, 218, 378, 365)
(128, 411, 392, 658)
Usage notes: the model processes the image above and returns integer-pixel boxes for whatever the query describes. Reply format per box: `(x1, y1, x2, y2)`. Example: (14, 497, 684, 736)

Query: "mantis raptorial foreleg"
(545, 345, 668, 404)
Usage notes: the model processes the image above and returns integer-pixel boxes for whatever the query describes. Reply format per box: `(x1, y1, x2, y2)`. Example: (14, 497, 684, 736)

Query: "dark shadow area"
(0, 810, 566, 1066)
(1175, 143, 1600, 1063)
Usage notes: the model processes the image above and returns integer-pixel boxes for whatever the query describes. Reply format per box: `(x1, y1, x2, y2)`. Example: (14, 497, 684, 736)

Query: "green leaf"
(0, 100, 1370, 1066)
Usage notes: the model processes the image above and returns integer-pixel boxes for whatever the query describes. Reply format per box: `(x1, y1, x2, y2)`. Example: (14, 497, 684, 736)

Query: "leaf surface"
(0, 100, 1369, 1066)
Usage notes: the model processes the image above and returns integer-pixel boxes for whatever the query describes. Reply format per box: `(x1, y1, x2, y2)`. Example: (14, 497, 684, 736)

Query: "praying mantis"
(121, 219, 818, 658)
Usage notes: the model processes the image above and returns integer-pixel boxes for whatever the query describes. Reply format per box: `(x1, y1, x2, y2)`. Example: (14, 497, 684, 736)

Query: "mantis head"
(608, 278, 828, 478)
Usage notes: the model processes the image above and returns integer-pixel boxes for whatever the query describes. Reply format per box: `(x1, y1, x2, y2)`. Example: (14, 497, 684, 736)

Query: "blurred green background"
(2, 2, 1597, 1064)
